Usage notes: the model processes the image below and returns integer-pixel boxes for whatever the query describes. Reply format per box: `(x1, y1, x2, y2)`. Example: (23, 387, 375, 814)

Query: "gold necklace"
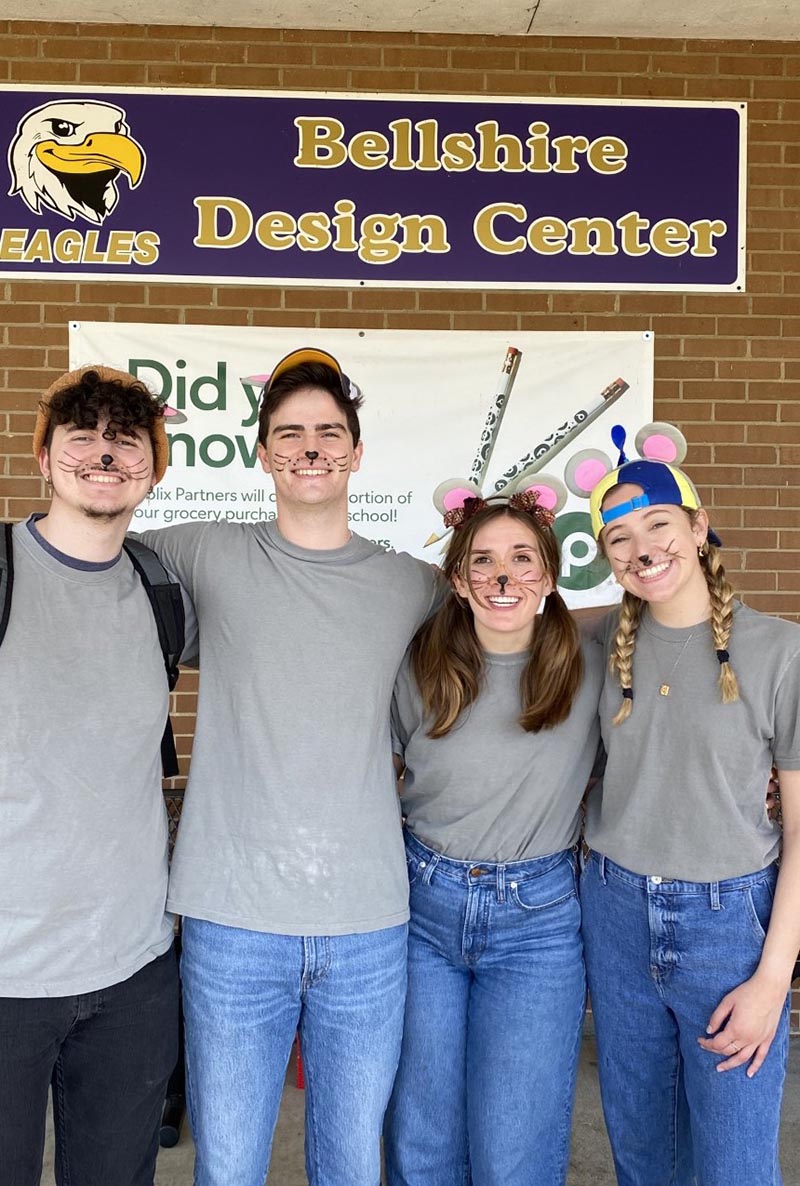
(658, 632, 696, 697)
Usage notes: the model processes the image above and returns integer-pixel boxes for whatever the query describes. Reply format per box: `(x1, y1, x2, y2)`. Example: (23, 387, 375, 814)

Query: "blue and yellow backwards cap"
(589, 458, 721, 545)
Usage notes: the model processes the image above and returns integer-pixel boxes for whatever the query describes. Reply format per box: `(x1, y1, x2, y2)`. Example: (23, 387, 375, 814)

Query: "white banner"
(69, 324, 653, 606)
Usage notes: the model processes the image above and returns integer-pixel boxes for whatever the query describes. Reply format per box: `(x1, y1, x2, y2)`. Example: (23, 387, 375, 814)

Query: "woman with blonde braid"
(581, 455, 800, 1186)
(384, 495, 603, 1186)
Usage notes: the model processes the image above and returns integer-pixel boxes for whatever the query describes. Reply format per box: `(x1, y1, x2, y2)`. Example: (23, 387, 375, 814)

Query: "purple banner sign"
(0, 86, 746, 290)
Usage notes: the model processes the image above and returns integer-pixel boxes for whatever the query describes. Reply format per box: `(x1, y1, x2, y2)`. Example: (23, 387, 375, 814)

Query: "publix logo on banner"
(3, 100, 159, 266)
(553, 511, 611, 592)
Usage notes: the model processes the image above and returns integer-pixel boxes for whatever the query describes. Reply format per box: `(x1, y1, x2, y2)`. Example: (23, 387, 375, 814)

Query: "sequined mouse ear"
(562, 449, 615, 499)
(432, 478, 484, 517)
(635, 422, 688, 466)
(504, 468, 568, 515)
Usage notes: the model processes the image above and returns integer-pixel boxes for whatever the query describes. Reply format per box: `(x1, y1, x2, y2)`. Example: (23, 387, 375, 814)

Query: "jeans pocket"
(509, 872, 577, 913)
(744, 879, 775, 943)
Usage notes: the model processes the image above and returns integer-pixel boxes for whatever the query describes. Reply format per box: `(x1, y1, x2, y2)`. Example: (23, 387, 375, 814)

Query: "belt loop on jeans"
(496, 864, 506, 904)
(421, 853, 439, 885)
(710, 880, 721, 910)
(598, 854, 607, 884)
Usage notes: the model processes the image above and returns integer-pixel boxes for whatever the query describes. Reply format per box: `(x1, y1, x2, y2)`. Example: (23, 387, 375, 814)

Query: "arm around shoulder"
(131, 521, 213, 604)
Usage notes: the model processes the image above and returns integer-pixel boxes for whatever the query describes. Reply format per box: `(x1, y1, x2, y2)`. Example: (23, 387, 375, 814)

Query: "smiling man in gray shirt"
(138, 347, 438, 1186)
(0, 366, 183, 1186)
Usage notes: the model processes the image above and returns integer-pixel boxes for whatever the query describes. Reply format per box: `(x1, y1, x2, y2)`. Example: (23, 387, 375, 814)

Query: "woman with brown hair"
(383, 495, 603, 1186)
(581, 454, 800, 1186)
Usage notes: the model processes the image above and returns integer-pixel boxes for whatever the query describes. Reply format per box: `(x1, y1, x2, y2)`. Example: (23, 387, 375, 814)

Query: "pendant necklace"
(658, 631, 696, 697)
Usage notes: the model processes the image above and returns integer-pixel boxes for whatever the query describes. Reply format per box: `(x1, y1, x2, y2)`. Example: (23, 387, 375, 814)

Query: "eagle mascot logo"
(8, 99, 145, 225)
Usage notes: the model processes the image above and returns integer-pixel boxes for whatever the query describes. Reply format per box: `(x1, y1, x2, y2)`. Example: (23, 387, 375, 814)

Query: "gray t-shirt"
(137, 520, 438, 935)
(0, 521, 175, 997)
(585, 603, 800, 881)
(392, 639, 604, 862)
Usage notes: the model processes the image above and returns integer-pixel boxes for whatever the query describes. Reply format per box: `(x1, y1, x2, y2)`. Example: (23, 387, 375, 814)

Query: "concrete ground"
(39, 1032, 799, 1185)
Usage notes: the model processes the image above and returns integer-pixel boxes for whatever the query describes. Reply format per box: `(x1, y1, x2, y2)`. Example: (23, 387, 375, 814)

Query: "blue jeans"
(0, 947, 178, 1186)
(181, 917, 408, 1186)
(384, 833, 586, 1186)
(581, 852, 789, 1186)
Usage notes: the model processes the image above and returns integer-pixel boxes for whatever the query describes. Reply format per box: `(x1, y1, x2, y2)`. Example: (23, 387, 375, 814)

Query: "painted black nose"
(638, 554, 651, 565)
(497, 574, 509, 590)
(100, 454, 114, 468)
(305, 451, 319, 461)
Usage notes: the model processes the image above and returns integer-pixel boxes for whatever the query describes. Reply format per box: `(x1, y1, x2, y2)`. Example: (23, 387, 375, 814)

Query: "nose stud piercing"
(305, 451, 319, 461)
(497, 574, 509, 590)
(100, 454, 114, 469)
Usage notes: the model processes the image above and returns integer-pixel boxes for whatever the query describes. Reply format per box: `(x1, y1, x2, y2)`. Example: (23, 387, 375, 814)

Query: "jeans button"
(419, 861, 426, 868)
(650, 875, 662, 884)
(469, 867, 485, 877)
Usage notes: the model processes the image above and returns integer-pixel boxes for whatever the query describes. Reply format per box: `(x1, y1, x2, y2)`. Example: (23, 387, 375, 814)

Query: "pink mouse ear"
(160, 405, 188, 425)
(504, 468, 568, 515)
(563, 449, 614, 499)
(635, 422, 688, 466)
(432, 478, 483, 516)
(241, 373, 271, 386)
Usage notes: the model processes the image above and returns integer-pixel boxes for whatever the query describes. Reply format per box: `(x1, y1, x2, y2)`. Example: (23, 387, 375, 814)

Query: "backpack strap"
(123, 538, 186, 779)
(0, 523, 13, 648)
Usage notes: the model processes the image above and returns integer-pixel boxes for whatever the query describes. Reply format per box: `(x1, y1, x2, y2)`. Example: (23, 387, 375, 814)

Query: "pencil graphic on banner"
(469, 346, 522, 486)
(423, 345, 522, 548)
(493, 376, 630, 492)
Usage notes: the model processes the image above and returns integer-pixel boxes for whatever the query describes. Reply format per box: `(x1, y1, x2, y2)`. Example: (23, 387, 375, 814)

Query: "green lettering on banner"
(129, 357, 173, 400)
(166, 432, 259, 469)
(128, 358, 227, 411)
(240, 381, 263, 428)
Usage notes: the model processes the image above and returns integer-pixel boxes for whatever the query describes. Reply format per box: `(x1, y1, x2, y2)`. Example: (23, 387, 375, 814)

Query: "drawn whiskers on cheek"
(55, 450, 84, 473)
(55, 457, 151, 482)
(331, 454, 350, 472)
(270, 453, 291, 472)
(622, 540, 685, 575)
(664, 538, 690, 560)
(124, 459, 152, 481)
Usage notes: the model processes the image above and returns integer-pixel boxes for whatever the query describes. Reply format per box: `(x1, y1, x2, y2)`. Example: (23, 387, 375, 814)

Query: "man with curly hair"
(0, 365, 193, 1186)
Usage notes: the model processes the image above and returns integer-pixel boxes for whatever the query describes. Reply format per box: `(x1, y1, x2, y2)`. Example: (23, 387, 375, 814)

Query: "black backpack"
(0, 524, 185, 778)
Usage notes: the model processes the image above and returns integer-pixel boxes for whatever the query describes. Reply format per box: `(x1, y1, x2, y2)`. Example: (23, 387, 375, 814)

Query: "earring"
(698, 541, 709, 557)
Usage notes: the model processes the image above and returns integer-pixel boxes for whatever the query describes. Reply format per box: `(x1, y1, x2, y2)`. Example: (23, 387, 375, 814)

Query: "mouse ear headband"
(436, 487, 556, 533)
(564, 421, 722, 548)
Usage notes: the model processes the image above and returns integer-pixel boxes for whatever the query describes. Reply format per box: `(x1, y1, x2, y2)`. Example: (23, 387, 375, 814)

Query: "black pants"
(0, 946, 179, 1186)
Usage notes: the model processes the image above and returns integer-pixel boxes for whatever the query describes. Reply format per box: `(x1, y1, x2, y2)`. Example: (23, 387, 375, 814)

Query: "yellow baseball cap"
(589, 458, 721, 545)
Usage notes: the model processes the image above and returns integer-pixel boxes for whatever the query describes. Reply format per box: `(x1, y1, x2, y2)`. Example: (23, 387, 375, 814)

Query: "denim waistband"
(405, 829, 574, 888)
(588, 850, 778, 900)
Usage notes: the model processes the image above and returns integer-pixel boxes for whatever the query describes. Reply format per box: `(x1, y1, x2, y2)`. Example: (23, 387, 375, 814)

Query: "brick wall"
(1, 21, 798, 1028)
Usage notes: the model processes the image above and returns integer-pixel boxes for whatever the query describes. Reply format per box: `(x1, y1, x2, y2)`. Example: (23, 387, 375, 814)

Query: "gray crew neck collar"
(16, 518, 125, 583)
(485, 649, 528, 666)
(260, 519, 378, 565)
(640, 606, 730, 644)
(26, 515, 123, 572)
